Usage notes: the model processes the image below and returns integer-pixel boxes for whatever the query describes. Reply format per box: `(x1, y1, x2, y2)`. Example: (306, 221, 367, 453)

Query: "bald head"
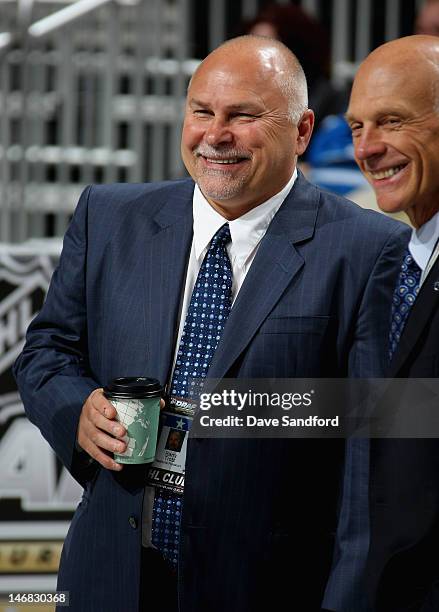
(360, 34, 439, 64)
(347, 35, 439, 227)
(191, 36, 308, 124)
(356, 35, 439, 112)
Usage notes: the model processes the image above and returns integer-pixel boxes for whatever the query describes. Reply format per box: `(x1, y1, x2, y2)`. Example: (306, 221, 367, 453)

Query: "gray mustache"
(194, 146, 251, 159)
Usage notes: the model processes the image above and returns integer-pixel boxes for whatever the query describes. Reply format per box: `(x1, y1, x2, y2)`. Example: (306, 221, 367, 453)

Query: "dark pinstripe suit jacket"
(14, 174, 409, 612)
(368, 255, 439, 612)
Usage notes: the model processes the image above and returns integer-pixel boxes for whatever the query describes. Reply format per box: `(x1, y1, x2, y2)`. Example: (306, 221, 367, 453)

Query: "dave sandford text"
(198, 390, 339, 428)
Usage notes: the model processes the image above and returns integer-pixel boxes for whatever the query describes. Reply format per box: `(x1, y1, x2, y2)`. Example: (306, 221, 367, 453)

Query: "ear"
(296, 110, 315, 156)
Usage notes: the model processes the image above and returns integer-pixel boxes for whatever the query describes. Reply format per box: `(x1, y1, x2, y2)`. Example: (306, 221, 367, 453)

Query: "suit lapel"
(390, 256, 439, 375)
(143, 181, 194, 385)
(208, 173, 320, 379)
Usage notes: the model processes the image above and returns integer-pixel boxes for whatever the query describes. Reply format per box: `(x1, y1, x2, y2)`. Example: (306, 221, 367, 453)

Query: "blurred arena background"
(0, 0, 424, 609)
(0, 0, 422, 241)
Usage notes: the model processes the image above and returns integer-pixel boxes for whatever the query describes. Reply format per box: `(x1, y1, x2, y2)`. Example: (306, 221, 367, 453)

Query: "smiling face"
(347, 37, 439, 227)
(181, 40, 313, 219)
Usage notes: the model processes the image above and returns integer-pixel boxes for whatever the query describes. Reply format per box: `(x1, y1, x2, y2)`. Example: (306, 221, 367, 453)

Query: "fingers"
(89, 388, 118, 421)
(77, 388, 127, 471)
(92, 404, 125, 438)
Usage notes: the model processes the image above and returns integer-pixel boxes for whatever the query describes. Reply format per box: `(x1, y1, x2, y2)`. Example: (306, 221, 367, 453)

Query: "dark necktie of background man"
(389, 247, 422, 359)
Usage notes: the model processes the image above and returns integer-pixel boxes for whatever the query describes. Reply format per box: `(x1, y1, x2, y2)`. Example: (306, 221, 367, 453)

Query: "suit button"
(128, 516, 138, 529)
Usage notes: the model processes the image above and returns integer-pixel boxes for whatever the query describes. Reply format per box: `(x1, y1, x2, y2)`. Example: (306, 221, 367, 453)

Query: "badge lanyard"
(146, 395, 197, 495)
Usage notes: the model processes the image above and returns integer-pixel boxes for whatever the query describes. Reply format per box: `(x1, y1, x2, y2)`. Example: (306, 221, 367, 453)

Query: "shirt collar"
(409, 209, 439, 271)
(192, 169, 297, 267)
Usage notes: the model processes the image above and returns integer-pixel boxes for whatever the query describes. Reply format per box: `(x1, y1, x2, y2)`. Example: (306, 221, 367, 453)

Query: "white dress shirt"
(171, 169, 298, 375)
(409, 209, 439, 285)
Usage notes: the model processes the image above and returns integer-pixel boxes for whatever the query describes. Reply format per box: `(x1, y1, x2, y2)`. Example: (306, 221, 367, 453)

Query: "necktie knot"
(394, 250, 421, 305)
(211, 222, 231, 248)
(400, 251, 421, 286)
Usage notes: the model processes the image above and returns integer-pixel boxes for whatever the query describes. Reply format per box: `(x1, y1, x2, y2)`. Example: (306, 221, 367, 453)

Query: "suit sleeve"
(13, 185, 100, 486)
(348, 223, 410, 378)
(323, 222, 410, 612)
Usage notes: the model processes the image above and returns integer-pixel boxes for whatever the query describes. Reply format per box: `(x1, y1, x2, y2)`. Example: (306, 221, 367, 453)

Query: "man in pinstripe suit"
(347, 35, 439, 611)
(14, 36, 409, 611)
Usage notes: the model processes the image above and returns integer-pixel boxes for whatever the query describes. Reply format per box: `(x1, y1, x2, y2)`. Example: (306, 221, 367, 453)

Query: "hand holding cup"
(77, 388, 127, 471)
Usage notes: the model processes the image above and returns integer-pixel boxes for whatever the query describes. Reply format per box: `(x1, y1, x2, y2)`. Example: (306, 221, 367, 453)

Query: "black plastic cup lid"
(103, 377, 163, 399)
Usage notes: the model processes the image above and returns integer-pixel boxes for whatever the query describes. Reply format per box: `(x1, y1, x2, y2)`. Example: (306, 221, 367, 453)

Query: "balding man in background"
(347, 35, 439, 611)
(15, 36, 408, 612)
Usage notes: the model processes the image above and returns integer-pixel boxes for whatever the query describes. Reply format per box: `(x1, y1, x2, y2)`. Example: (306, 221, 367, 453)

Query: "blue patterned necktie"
(151, 223, 233, 567)
(389, 248, 421, 359)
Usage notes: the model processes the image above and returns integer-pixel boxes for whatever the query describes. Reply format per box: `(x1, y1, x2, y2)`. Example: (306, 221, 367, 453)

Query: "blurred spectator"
(242, 3, 347, 130)
(415, 0, 439, 36)
(306, 114, 368, 196)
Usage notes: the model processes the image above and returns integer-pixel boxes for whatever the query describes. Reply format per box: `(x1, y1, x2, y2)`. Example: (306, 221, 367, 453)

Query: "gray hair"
(275, 61, 308, 124)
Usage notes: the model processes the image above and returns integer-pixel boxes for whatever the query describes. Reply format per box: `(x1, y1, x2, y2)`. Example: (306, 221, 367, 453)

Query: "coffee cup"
(103, 377, 163, 464)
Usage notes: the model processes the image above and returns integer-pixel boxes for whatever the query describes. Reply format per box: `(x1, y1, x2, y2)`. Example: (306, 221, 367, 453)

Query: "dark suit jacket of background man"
(14, 173, 409, 612)
(368, 254, 439, 612)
